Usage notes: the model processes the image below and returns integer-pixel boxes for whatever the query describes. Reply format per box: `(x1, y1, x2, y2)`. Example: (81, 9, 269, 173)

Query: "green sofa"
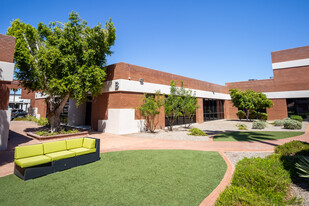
(14, 137, 100, 180)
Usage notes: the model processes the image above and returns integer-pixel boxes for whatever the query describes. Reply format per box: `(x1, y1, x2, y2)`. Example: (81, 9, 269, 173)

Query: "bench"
(14, 137, 100, 180)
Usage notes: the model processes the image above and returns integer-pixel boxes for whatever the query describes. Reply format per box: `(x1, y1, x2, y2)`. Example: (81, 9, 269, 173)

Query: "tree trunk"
(46, 93, 70, 133)
(246, 109, 249, 121)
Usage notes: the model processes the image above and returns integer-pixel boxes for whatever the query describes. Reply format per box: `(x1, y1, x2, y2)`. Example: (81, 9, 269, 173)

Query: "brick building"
(0, 34, 16, 150)
(3, 36, 309, 135)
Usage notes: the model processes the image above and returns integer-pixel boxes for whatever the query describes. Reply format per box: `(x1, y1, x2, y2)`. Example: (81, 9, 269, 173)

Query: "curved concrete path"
(1, 121, 309, 206)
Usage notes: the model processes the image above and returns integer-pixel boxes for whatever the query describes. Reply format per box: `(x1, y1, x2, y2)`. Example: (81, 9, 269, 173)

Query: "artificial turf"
(0, 150, 226, 206)
(213, 131, 304, 141)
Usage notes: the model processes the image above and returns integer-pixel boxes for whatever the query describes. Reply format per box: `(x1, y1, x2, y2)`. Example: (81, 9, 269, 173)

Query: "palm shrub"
(296, 157, 309, 178)
(283, 118, 302, 130)
(252, 120, 266, 129)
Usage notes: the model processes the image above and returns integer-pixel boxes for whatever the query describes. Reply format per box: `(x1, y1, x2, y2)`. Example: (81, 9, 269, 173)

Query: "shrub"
(252, 120, 266, 129)
(296, 157, 309, 178)
(215, 154, 299, 205)
(283, 118, 302, 130)
(273, 120, 283, 126)
(236, 110, 245, 120)
(290, 115, 303, 123)
(248, 110, 257, 120)
(13, 117, 28, 121)
(36, 118, 49, 126)
(188, 128, 207, 136)
(257, 112, 268, 121)
(275, 141, 309, 156)
(236, 123, 247, 130)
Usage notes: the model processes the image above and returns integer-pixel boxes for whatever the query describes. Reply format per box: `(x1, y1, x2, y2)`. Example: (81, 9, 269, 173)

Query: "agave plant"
(296, 157, 309, 178)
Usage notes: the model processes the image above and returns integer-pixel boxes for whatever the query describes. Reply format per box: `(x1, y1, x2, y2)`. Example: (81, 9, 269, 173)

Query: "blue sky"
(1, 0, 308, 85)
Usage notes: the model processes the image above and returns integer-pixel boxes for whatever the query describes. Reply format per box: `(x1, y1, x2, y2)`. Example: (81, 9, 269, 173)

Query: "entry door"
(85, 101, 92, 126)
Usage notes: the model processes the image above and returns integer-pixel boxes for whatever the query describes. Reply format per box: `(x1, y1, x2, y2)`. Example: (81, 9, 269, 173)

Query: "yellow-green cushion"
(15, 155, 52, 168)
(15, 144, 44, 159)
(66, 138, 83, 149)
(45, 151, 76, 161)
(43, 140, 67, 154)
(69, 148, 96, 156)
(83, 138, 96, 149)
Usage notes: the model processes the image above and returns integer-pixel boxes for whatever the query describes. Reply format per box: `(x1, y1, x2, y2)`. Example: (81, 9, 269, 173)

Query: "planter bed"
(27, 131, 89, 140)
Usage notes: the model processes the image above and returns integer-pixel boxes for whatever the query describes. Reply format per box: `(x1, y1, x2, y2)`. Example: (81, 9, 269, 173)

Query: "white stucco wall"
(98, 109, 146, 135)
(68, 99, 86, 126)
(0, 61, 14, 82)
(0, 110, 11, 150)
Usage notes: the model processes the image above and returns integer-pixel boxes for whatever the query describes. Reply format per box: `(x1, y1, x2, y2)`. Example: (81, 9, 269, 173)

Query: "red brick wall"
(106, 63, 227, 93)
(0, 34, 15, 63)
(0, 84, 9, 110)
(196, 98, 204, 123)
(224, 100, 238, 120)
(271, 46, 309, 63)
(266, 99, 288, 120)
(35, 99, 47, 118)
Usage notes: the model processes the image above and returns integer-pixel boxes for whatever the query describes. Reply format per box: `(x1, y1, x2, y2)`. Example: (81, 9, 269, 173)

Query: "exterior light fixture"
(139, 78, 144, 85)
(115, 81, 119, 90)
(212, 90, 215, 95)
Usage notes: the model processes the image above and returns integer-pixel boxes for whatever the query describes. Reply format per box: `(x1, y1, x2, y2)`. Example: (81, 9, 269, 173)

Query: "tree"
(7, 12, 116, 132)
(138, 91, 164, 133)
(229, 88, 273, 121)
(179, 82, 199, 128)
(164, 80, 183, 131)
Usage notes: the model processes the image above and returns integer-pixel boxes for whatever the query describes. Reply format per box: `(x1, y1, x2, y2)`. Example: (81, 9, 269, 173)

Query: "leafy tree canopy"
(7, 11, 116, 131)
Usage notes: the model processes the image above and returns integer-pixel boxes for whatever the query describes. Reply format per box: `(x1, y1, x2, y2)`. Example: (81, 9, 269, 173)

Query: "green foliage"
(216, 155, 300, 205)
(275, 141, 309, 156)
(299, 113, 308, 119)
(37, 129, 79, 136)
(252, 120, 266, 129)
(296, 157, 309, 178)
(229, 89, 273, 120)
(187, 128, 207, 136)
(15, 115, 49, 126)
(283, 118, 302, 130)
(164, 80, 198, 131)
(236, 110, 245, 120)
(138, 92, 164, 133)
(178, 83, 199, 128)
(274, 120, 283, 126)
(258, 112, 268, 121)
(248, 110, 257, 120)
(7, 11, 116, 131)
(236, 123, 247, 130)
(290, 115, 303, 123)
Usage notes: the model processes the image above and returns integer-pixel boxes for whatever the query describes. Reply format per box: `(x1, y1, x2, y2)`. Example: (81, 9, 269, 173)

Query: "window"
(203, 99, 224, 121)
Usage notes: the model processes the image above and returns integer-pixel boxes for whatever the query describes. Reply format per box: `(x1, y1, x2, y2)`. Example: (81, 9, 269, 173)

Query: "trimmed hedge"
(252, 121, 266, 129)
(215, 154, 299, 205)
(248, 110, 257, 120)
(283, 118, 302, 130)
(275, 141, 309, 156)
(236, 110, 245, 120)
(258, 112, 268, 121)
(290, 115, 303, 123)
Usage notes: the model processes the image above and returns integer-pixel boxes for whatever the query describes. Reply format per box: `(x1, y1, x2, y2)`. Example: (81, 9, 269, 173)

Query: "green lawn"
(0, 150, 226, 206)
(213, 131, 304, 141)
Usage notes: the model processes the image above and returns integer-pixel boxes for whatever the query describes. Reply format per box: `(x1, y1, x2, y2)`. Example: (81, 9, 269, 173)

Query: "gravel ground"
(224, 151, 273, 166)
(225, 151, 309, 206)
(130, 120, 307, 141)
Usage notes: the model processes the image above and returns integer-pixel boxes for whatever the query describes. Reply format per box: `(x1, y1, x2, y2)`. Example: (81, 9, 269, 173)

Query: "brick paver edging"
(199, 151, 235, 206)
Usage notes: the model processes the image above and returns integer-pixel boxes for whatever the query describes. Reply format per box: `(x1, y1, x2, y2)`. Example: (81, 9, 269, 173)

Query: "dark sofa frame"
(14, 137, 100, 181)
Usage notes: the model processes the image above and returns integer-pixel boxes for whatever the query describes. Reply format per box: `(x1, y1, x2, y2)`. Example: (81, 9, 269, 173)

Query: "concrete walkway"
(1, 121, 309, 206)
